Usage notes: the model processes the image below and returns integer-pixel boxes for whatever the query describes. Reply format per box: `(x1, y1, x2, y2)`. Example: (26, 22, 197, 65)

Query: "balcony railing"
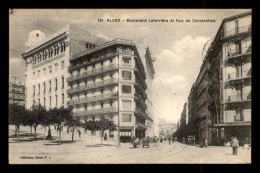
(68, 92, 117, 105)
(226, 70, 251, 80)
(67, 78, 119, 94)
(226, 46, 251, 60)
(135, 94, 147, 110)
(75, 107, 118, 116)
(69, 51, 118, 71)
(223, 25, 251, 38)
(226, 93, 251, 102)
(135, 106, 148, 119)
(67, 64, 119, 82)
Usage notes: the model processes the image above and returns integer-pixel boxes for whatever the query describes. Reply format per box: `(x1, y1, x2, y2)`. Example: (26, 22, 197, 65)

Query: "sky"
(9, 9, 251, 123)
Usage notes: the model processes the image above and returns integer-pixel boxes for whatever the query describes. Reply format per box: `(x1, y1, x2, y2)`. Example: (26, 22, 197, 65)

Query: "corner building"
(67, 39, 152, 141)
(22, 24, 108, 110)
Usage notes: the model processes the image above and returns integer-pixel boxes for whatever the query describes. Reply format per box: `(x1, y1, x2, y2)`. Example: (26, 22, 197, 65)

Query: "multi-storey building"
(182, 11, 251, 146)
(144, 47, 155, 137)
(22, 24, 108, 110)
(218, 12, 251, 145)
(9, 76, 25, 106)
(66, 38, 154, 141)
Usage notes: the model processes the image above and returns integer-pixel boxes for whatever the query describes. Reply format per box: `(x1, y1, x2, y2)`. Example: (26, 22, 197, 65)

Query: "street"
(9, 125, 251, 164)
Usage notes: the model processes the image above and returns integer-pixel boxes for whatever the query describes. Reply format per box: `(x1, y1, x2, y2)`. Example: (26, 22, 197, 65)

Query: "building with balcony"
(67, 38, 154, 141)
(219, 12, 251, 146)
(22, 24, 109, 110)
(178, 11, 251, 146)
(9, 76, 25, 106)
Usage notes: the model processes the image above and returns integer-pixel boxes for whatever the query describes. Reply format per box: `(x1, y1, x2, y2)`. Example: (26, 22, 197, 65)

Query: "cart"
(142, 138, 150, 148)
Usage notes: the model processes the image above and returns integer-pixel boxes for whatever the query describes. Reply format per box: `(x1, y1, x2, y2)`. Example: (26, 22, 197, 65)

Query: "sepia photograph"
(9, 9, 251, 164)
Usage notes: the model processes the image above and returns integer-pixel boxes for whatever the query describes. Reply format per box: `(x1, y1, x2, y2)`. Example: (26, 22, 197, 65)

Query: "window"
(55, 95, 58, 106)
(38, 84, 40, 95)
(38, 70, 40, 78)
(122, 114, 132, 122)
(61, 61, 64, 70)
(33, 72, 35, 79)
(122, 71, 132, 80)
(62, 94, 64, 104)
(122, 100, 132, 110)
(110, 101, 113, 107)
(43, 68, 46, 76)
(38, 99, 40, 105)
(49, 80, 51, 92)
(110, 59, 113, 63)
(43, 82, 46, 94)
(101, 89, 103, 94)
(86, 43, 89, 48)
(122, 85, 131, 94)
(49, 66, 52, 74)
(62, 76, 64, 89)
(122, 57, 131, 64)
(55, 63, 58, 72)
(101, 102, 103, 108)
(49, 96, 51, 107)
(55, 78, 58, 91)
(33, 85, 35, 95)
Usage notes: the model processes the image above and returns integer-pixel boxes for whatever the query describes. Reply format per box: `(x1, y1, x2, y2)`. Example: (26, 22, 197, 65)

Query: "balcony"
(67, 78, 119, 94)
(226, 70, 251, 83)
(75, 107, 118, 116)
(69, 51, 118, 71)
(223, 25, 251, 39)
(226, 93, 251, 103)
(135, 84, 147, 100)
(135, 106, 148, 119)
(67, 64, 119, 82)
(226, 47, 251, 62)
(68, 92, 117, 105)
(134, 94, 147, 110)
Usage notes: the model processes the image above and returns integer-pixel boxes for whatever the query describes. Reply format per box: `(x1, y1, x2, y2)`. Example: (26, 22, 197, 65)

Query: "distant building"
(9, 76, 25, 106)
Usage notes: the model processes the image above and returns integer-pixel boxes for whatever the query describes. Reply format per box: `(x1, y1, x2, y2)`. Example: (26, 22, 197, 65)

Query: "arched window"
(60, 42, 63, 53)
(57, 44, 60, 54)
(63, 41, 66, 51)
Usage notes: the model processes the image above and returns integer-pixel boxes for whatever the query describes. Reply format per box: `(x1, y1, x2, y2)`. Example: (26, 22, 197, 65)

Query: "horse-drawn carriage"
(132, 137, 159, 148)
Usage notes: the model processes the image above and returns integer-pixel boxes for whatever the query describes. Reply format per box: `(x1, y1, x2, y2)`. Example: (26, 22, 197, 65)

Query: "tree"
(64, 114, 81, 142)
(83, 116, 117, 145)
(51, 106, 71, 145)
(9, 103, 26, 142)
(26, 105, 46, 140)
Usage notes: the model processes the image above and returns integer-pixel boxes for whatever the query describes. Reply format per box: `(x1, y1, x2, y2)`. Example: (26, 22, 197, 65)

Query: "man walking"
(204, 138, 208, 148)
(231, 137, 239, 155)
(104, 133, 107, 141)
(78, 129, 81, 139)
(168, 137, 171, 145)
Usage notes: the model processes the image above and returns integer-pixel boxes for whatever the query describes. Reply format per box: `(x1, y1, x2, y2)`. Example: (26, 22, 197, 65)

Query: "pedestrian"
(54, 125, 56, 130)
(104, 133, 107, 141)
(172, 137, 175, 143)
(67, 127, 69, 134)
(46, 128, 52, 139)
(231, 137, 239, 155)
(78, 129, 81, 139)
(204, 138, 208, 148)
(168, 137, 171, 145)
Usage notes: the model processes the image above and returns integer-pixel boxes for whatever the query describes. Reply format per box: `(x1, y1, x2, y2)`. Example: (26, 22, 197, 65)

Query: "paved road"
(9, 125, 251, 164)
